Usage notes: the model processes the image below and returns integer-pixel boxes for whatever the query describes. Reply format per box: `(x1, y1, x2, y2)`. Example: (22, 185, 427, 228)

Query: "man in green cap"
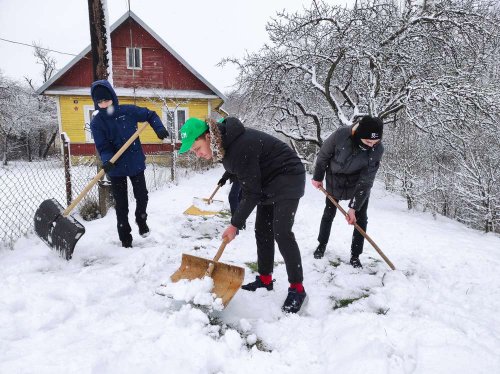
(179, 117, 307, 314)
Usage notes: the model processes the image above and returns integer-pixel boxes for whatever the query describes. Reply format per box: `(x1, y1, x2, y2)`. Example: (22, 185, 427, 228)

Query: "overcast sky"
(0, 0, 352, 94)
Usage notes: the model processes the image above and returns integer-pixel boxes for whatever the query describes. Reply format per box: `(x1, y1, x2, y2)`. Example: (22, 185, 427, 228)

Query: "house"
(36, 11, 226, 156)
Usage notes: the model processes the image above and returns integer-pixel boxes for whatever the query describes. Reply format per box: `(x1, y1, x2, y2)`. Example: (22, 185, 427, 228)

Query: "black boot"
(241, 275, 274, 291)
(350, 255, 362, 268)
(282, 288, 308, 314)
(137, 221, 150, 238)
(313, 243, 327, 259)
(121, 238, 133, 248)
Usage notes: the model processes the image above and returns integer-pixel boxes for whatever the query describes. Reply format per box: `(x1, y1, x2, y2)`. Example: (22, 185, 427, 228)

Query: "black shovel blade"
(34, 199, 85, 260)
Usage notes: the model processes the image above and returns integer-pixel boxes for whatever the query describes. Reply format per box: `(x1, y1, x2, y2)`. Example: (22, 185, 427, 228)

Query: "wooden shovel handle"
(63, 122, 149, 217)
(205, 239, 229, 277)
(318, 185, 396, 270)
(206, 185, 221, 205)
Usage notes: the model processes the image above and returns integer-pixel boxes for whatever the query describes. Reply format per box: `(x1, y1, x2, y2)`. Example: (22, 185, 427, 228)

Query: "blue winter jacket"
(90, 80, 166, 177)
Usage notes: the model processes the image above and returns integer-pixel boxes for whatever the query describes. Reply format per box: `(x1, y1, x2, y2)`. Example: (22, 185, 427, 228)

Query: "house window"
(126, 47, 142, 69)
(165, 108, 187, 141)
(83, 105, 96, 143)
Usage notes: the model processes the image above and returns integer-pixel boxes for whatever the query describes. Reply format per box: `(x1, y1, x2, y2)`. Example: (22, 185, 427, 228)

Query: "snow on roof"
(44, 86, 221, 100)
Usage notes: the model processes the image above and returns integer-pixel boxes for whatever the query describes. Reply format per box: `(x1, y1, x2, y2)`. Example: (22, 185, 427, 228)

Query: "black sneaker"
(241, 275, 274, 291)
(313, 243, 327, 259)
(137, 221, 150, 238)
(350, 256, 362, 268)
(122, 238, 133, 248)
(282, 288, 308, 314)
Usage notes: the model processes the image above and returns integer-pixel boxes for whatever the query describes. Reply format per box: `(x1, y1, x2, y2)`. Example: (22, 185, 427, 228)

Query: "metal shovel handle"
(62, 122, 149, 217)
(205, 239, 229, 277)
(318, 185, 396, 270)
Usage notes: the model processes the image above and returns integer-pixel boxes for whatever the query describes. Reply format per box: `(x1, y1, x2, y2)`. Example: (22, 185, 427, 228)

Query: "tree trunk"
(26, 135, 33, 162)
(38, 129, 46, 158)
(42, 129, 58, 159)
(3, 136, 8, 166)
(406, 195, 413, 210)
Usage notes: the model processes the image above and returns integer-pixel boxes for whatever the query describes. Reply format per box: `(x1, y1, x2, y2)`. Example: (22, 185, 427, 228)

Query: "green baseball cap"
(179, 118, 209, 154)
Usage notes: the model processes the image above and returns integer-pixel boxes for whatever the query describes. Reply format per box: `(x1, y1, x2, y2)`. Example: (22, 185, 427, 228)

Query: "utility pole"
(87, 0, 114, 215)
(87, 0, 113, 82)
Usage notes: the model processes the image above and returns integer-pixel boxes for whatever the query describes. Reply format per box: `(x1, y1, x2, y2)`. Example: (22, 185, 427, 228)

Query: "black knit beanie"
(356, 116, 383, 140)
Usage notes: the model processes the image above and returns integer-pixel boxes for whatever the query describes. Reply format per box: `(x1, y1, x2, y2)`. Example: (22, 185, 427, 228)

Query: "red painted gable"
(53, 17, 210, 91)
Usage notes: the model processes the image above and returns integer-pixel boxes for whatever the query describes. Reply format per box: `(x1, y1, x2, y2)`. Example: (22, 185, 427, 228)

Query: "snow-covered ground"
(1, 166, 499, 373)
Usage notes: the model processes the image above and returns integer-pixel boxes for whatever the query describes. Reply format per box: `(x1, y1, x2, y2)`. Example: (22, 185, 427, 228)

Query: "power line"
(0, 37, 89, 58)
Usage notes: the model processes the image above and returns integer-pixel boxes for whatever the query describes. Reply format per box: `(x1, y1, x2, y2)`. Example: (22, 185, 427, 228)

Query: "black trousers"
(255, 199, 303, 283)
(109, 171, 148, 242)
(317, 196, 369, 257)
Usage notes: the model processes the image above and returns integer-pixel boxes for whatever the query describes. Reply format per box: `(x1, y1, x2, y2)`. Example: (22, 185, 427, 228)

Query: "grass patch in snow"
(79, 198, 101, 221)
(210, 317, 273, 353)
(331, 294, 369, 310)
(245, 261, 284, 273)
(329, 259, 342, 268)
(216, 210, 232, 218)
(252, 338, 272, 352)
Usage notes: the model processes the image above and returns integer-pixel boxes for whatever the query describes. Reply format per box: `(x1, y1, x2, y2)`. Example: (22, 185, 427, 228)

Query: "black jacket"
(219, 117, 305, 229)
(313, 125, 384, 210)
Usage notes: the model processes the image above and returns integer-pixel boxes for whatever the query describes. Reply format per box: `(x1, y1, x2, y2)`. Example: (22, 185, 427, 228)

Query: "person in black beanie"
(311, 116, 384, 267)
(90, 80, 169, 248)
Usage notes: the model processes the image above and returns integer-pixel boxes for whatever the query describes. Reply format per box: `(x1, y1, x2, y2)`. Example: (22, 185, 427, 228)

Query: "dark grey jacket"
(220, 117, 305, 229)
(313, 125, 384, 210)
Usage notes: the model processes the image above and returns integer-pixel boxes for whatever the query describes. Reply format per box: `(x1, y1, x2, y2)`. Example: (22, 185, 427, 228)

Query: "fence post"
(98, 179, 113, 217)
(61, 133, 72, 206)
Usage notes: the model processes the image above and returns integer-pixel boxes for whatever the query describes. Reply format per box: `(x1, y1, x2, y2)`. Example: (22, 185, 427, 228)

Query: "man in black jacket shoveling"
(179, 117, 307, 314)
(311, 116, 384, 268)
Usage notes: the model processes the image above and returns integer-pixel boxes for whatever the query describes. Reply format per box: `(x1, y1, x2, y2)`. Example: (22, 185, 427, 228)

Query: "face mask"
(353, 132, 369, 151)
(358, 143, 369, 151)
(106, 105, 115, 116)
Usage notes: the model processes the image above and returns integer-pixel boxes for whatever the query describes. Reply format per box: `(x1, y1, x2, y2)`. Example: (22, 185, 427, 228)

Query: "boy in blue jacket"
(90, 80, 169, 247)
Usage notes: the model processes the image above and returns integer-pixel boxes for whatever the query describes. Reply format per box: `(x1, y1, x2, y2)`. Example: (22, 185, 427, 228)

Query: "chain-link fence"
(0, 148, 177, 247)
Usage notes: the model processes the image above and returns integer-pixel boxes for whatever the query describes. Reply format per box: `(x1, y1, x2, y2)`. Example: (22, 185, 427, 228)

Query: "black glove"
(156, 127, 169, 140)
(102, 161, 115, 173)
(218, 176, 228, 187)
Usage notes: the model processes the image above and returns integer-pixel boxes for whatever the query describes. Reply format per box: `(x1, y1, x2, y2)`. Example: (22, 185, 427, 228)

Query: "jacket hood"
(90, 80, 119, 110)
(219, 117, 245, 149)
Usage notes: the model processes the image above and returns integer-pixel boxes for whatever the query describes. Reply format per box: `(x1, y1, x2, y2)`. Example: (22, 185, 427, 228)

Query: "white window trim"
(126, 47, 142, 70)
(163, 107, 188, 142)
(84, 105, 97, 143)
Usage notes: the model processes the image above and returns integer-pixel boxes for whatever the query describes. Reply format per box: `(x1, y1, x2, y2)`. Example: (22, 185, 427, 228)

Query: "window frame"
(163, 107, 188, 142)
(83, 105, 96, 143)
(126, 47, 142, 70)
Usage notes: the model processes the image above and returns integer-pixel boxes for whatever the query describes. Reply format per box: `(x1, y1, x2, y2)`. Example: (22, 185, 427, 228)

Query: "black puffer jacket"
(313, 125, 384, 210)
(219, 117, 305, 229)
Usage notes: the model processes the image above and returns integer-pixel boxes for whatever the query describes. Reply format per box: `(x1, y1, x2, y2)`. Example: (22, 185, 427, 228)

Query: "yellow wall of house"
(58, 95, 217, 143)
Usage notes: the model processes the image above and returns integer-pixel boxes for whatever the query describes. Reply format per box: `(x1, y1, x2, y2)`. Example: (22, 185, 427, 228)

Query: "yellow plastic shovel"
(183, 185, 225, 216)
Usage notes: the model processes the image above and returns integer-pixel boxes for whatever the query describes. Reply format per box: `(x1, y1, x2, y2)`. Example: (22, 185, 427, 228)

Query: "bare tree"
(227, 0, 500, 232)
(32, 42, 57, 83)
(226, 0, 495, 148)
(24, 43, 59, 159)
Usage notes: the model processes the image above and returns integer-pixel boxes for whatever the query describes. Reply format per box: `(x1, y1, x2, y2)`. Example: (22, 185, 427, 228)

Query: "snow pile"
(157, 276, 224, 311)
(191, 197, 226, 212)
